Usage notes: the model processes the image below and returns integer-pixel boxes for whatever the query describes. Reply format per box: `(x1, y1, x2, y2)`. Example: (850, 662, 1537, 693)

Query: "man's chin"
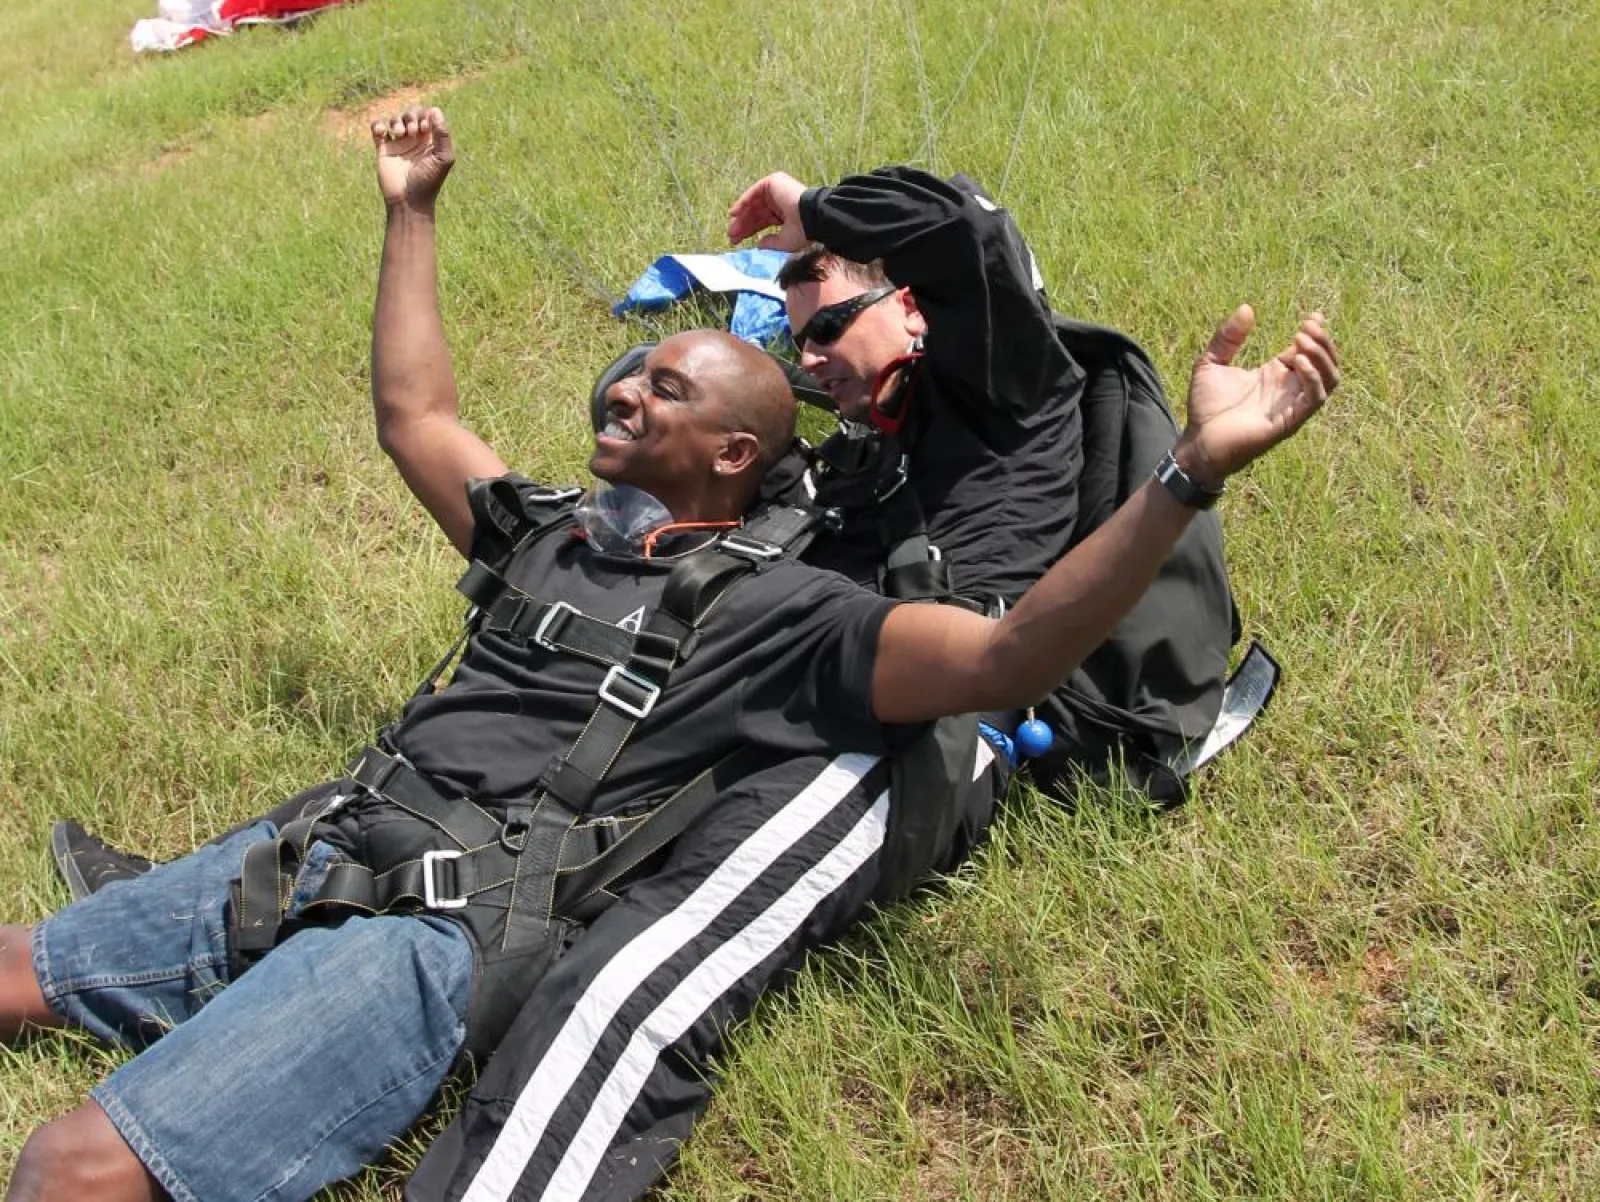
(834, 393, 871, 423)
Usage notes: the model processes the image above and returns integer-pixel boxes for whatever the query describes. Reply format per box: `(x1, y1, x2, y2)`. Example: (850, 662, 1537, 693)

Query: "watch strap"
(1153, 449, 1225, 510)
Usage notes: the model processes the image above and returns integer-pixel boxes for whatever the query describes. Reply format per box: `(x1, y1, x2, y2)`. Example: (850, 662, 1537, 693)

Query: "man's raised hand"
(373, 106, 455, 212)
(727, 171, 809, 250)
(1174, 307, 1341, 488)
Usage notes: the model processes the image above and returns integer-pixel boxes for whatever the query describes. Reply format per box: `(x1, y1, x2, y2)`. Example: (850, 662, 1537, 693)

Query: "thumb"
(1198, 304, 1255, 367)
(426, 107, 454, 161)
(756, 233, 788, 251)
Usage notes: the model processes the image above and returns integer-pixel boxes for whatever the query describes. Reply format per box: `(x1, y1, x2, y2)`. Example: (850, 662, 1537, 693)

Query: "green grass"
(2, 0, 1597, 1196)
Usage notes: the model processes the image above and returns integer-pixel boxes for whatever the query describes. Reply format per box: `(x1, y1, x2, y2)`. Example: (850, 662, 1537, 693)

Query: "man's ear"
(715, 431, 761, 477)
(897, 287, 928, 341)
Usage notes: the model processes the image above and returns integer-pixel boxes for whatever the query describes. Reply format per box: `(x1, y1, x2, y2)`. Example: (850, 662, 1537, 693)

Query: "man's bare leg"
(7, 1102, 166, 1202)
(0, 925, 63, 1042)
(2, 928, 164, 1198)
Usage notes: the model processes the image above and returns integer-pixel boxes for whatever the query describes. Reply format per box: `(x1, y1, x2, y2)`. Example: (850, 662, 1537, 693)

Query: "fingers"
(727, 179, 779, 244)
(425, 105, 453, 157)
(1292, 318, 1340, 398)
(370, 104, 448, 147)
(1291, 352, 1331, 417)
(727, 208, 769, 245)
(1198, 303, 1256, 367)
(728, 172, 807, 245)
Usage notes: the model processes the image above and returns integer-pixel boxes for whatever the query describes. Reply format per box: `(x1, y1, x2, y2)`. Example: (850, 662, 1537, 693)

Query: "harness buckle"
(598, 665, 661, 719)
(421, 849, 468, 911)
(533, 600, 580, 651)
(351, 749, 403, 797)
(719, 534, 784, 563)
(523, 485, 584, 504)
(876, 455, 910, 502)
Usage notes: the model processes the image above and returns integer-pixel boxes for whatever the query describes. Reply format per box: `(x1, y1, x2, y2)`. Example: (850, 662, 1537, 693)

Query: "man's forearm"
(372, 203, 459, 449)
(872, 477, 1196, 723)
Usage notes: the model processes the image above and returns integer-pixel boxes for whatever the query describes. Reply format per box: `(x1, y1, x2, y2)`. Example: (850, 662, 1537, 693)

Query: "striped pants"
(407, 747, 1001, 1202)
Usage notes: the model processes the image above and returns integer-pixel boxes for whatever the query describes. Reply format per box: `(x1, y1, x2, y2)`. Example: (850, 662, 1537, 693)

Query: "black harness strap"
(553, 742, 776, 922)
(537, 504, 816, 816)
(350, 748, 502, 847)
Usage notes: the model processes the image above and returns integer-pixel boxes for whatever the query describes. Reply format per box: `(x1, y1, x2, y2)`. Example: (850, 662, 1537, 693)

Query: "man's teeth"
(603, 420, 637, 441)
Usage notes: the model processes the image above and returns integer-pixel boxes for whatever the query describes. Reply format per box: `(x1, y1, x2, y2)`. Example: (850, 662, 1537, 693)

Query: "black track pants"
(407, 751, 894, 1202)
(408, 743, 1009, 1202)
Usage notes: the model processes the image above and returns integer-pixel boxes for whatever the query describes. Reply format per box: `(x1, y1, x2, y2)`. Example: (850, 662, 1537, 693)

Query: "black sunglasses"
(792, 285, 897, 349)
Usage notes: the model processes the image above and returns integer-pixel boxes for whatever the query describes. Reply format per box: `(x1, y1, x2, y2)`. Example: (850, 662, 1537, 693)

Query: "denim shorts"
(31, 821, 475, 1202)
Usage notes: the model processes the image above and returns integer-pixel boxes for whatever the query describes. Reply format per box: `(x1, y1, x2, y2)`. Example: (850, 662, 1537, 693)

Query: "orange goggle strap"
(639, 520, 740, 560)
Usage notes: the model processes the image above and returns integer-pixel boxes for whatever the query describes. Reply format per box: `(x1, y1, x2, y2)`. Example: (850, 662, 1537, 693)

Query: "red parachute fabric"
(130, 0, 356, 52)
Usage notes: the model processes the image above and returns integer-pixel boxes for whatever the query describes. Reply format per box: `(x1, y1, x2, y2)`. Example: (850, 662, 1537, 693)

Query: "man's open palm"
(373, 106, 455, 210)
(1180, 306, 1341, 485)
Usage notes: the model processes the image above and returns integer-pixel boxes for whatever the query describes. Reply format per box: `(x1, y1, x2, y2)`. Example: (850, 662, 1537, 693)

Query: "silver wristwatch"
(1153, 449, 1225, 510)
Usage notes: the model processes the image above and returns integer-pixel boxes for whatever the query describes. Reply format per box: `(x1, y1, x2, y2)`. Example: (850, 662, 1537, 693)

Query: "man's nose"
(607, 374, 644, 407)
(798, 345, 825, 372)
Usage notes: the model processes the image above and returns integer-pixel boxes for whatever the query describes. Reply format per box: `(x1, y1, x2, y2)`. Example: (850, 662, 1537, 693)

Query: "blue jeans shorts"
(31, 821, 476, 1202)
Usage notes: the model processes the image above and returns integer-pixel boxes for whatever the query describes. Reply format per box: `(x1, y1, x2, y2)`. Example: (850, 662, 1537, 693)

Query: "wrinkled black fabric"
(799, 167, 1086, 607)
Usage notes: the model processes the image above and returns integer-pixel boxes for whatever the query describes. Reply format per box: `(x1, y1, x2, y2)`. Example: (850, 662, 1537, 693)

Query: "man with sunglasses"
(729, 166, 1239, 799)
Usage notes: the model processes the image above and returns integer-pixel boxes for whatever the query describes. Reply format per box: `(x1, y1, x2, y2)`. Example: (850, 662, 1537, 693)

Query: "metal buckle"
(598, 665, 661, 719)
(524, 485, 583, 504)
(719, 534, 783, 562)
(533, 600, 579, 650)
(875, 453, 910, 502)
(421, 849, 468, 910)
(352, 749, 401, 796)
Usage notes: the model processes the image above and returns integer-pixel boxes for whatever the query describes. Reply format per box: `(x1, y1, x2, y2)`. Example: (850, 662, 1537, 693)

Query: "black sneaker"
(50, 820, 156, 902)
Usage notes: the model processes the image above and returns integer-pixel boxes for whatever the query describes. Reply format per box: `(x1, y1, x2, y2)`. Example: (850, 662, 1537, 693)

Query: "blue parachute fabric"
(613, 249, 791, 344)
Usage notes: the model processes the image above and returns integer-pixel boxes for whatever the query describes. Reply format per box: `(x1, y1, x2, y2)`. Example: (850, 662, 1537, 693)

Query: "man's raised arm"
(728, 166, 1063, 418)
(371, 106, 507, 558)
(871, 307, 1340, 723)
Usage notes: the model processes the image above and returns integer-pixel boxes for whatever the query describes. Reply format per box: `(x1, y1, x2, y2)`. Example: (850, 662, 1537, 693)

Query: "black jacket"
(801, 167, 1235, 798)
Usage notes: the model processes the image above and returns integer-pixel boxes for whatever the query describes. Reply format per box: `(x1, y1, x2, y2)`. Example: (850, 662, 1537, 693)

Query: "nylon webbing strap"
(881, 558, 956, 602)
(478, 592, 636, 668)
(348, 748, 501, 850)
(729, 505, 815, 559)
(502, 801, 575, 948)
(553, 743, 772, 918)
(231, 837, 290, 957)
(537, 508, 815, 815)
(285, 753, 634, 921)
(875, 448, 940, 599)
(537, 615, 682, 812)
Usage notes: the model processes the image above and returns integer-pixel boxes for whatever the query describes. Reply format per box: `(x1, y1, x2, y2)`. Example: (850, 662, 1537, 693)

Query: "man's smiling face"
(588, 332, 743, 516)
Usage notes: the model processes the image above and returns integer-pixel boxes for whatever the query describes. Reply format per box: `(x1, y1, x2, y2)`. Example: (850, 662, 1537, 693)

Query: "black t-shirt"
(387, 487, 895, 813)
(799, 168, 1086, 606)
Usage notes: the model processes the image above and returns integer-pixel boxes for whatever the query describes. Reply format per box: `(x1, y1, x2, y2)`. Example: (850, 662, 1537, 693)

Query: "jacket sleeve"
(798, 166, 1070, 418)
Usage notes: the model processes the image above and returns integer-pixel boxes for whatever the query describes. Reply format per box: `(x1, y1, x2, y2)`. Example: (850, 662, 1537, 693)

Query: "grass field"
(1, 0, 1597, 1196)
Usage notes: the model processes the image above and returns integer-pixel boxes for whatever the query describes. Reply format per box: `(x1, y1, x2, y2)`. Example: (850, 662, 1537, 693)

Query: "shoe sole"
(50, 821, 92, 903)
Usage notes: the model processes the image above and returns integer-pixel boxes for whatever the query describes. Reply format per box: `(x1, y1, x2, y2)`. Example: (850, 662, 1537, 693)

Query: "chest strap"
(536, 504, 816, 814)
